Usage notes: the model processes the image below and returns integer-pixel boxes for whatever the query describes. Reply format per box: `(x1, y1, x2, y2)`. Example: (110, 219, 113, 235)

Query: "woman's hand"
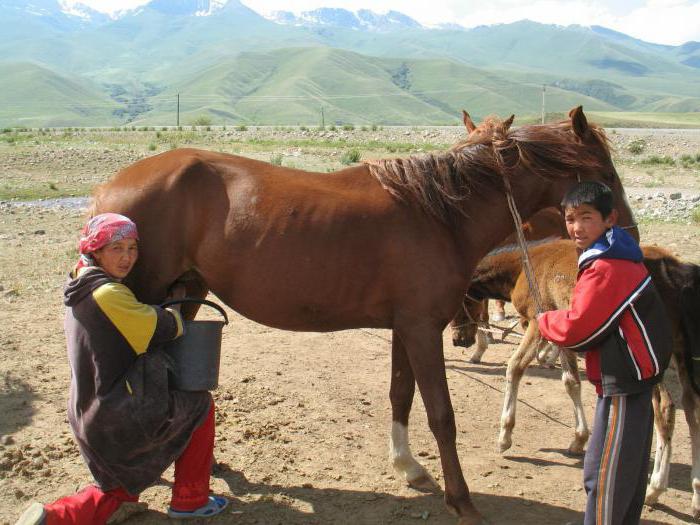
(166, 283, 187, 311)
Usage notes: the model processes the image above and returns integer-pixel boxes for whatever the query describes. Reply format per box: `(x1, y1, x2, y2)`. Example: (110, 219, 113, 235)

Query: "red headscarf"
(76, 213, 139, 272)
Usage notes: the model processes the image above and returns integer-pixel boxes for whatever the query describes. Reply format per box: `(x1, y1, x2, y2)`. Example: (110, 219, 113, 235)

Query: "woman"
(16, 213, 228, 524)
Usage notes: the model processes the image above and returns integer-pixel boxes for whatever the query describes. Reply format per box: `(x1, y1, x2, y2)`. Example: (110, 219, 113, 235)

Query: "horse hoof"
(566, 442, 586, 457)
(644, 489, 660, 506)
(469, 355, 482, 364)
(498, 437, 512, 453)
(407, 473, 441, 493)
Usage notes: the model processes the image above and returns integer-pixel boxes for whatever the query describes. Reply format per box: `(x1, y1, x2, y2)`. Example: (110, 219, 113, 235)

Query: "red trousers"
(45, 400, 215, 524)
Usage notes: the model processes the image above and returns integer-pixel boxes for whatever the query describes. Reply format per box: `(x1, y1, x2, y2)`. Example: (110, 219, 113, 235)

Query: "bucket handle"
(160, 298, 229, 325)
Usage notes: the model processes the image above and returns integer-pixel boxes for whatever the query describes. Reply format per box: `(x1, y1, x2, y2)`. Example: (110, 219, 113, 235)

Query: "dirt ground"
(1, 128, 700, 524)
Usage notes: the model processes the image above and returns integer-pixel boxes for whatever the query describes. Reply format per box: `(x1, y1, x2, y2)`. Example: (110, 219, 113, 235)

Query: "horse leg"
(560, 349, 589, 455)
(397, 323, 483, 524)
(675, 355, 700, 517)
(538, 344, 559, 368)
(491, 300, 506, 322)
(389, 332, 440, 492)
(645, 381, 675, 506)
(480, 300, 495, 344)
(470, 329, 489, 364)
(499, 321, 539, 453)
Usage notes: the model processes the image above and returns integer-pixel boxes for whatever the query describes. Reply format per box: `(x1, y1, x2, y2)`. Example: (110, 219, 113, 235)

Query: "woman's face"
(92, 238, 138, 279)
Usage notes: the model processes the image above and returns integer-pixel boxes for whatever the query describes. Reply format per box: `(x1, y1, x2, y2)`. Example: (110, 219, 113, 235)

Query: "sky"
(63, 0, 700, 45)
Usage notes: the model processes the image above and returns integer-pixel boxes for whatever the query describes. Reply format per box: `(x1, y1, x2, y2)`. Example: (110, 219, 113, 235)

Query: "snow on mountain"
(266, 7, 424, 32)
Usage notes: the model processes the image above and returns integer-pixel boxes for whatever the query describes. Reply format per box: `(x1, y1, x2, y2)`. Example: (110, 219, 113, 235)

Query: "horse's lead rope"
(500, 172, 572, 375)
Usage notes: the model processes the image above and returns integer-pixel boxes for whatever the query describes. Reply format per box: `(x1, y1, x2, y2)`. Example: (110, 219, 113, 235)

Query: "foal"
(455, 239, 700, 517)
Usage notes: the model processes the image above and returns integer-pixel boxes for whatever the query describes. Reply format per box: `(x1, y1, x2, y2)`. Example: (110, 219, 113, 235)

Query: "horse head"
(450, 295, 482, 348)
(454, 110, 514, 148)
(492, 106, 637, 239)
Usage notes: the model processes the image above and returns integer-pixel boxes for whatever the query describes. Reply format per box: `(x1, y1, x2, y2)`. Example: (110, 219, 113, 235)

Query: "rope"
(499, 173, 572, 375)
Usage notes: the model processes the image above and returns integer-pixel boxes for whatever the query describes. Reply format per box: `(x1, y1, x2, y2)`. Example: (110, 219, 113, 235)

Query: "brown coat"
(63, 267, 210, 495)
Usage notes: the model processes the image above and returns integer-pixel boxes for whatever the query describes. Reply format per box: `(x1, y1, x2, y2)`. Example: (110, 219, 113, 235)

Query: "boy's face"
(564, 204, 617, 250)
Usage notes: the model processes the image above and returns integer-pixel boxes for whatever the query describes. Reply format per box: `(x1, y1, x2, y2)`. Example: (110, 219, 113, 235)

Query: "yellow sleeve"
(93, 282, 157, 355)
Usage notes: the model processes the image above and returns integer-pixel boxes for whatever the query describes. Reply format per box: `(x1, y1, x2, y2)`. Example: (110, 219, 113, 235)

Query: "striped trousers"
(583, 390, 653, 525)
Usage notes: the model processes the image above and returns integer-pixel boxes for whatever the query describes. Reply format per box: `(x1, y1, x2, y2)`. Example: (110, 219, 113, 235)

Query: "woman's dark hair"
(561, 181, 613, 218)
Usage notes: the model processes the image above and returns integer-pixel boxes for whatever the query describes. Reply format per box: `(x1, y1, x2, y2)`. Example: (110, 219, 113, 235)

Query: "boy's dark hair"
(561, 181, 613, 218)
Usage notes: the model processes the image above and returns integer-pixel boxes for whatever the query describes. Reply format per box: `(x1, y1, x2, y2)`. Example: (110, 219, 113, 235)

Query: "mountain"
(133, 47, 617, 126)
(0, 61, 120, 126)
(0, 0, 699, 126)
(268, 7, 422, 32)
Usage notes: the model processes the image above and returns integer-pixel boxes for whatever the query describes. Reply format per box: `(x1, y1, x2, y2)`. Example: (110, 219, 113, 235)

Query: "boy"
(538, 181, 672, 525)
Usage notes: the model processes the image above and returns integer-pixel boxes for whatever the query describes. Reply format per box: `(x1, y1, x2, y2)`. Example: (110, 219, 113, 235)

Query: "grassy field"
(0, 125, 699, 202)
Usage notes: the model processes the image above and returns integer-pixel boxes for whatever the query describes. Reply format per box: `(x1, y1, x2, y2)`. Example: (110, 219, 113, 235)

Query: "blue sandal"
(167, 496, 229, 519)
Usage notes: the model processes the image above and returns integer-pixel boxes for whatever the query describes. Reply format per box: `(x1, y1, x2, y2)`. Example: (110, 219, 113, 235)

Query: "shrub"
(693, 205, 700, 224)
(270, 153, 283, 166)
(371, 124, 378, 131)
(300, 125, 308, 131)
(236, 124, 247, 132)
(340, 149, 361, 165)
(148, 143, 157, 151)
(641, 155, 675, 166)
(48, 182, 58, 191)
(161, 127, 168, 131)
(191, 115, 212, 127)
(361, 126, 368, 131)
(328, 125, 337, 131)
(156, 131, 162, 139)
(627, 139, 646, 154)
(342, 124, 355, 131)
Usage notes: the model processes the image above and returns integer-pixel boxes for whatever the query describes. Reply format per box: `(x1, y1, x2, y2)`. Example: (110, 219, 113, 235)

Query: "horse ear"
(569, 106, 589, 139)
(462, 110, 477, 133)
(503, 114, 515, 131)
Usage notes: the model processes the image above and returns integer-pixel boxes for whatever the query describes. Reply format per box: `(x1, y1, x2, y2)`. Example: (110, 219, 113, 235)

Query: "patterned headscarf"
(76, 213, 139, 272)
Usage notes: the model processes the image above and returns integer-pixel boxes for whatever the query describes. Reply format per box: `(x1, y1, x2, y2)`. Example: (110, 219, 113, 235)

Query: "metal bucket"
(161, 298, 229, 391)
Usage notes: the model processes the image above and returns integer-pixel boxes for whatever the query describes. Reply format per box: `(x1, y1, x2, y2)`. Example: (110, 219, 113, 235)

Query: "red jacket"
(538, 228, 671, 396)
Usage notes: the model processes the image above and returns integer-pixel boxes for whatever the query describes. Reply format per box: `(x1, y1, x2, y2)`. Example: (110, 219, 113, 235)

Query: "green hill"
(0, 62, 120, 127)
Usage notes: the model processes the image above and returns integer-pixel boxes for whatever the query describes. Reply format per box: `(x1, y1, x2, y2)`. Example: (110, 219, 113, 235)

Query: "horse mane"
(484, 236, 562, 258)
(367, 117, 611, 224)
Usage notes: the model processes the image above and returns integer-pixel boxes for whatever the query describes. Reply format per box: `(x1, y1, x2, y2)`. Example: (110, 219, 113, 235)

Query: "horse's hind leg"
(389, 331, 439, 492)
(645, 381, 675, 506)
(491, 299, 506, 322)
(560, 349, 589, 455)
(499, 321, 540, 453)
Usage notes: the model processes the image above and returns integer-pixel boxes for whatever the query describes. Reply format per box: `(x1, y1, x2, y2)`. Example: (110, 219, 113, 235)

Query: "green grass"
(340, 149, 361, 165)
(693, 206, 700, 224)
(640, 155, 676, 166)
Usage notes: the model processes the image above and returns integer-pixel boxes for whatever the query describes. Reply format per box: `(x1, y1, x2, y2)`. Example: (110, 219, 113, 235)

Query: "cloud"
(63, 0, 700, 45)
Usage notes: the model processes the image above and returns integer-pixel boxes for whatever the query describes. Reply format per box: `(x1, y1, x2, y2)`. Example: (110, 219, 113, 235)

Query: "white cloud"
(63, 0, 700, 45)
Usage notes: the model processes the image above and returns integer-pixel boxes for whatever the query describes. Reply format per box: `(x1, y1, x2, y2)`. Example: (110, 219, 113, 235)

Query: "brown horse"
(453, 239, 700, 516)
(449, 207, 566, 353)
(91, 107, 634, 524)
(458, 111, 568, 327)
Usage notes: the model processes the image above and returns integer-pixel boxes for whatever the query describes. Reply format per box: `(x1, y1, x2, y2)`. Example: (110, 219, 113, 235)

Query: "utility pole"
(176, 93, 180, 127)
(321, 106, 325, 128)
(541, 85, 546, 124)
